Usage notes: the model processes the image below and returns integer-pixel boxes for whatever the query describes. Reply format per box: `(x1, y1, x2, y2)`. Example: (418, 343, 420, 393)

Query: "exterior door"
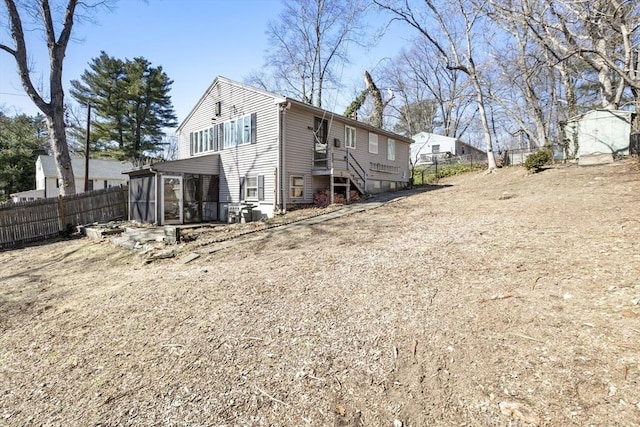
(162, 176, 182, 224)
(313, 117, 328, 168)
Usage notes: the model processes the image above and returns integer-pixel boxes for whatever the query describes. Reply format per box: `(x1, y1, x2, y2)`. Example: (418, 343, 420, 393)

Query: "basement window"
(290, 176, 304, 198)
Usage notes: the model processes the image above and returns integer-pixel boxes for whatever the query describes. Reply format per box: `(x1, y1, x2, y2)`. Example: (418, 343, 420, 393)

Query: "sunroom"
(125, 154, 220, 225)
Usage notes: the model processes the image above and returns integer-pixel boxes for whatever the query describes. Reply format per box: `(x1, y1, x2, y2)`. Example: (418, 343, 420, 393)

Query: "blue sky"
(0, 0, 412, 124)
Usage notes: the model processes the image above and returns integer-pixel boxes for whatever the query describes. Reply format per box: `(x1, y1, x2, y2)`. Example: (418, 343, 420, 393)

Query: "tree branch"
(2, 0, 49, 111)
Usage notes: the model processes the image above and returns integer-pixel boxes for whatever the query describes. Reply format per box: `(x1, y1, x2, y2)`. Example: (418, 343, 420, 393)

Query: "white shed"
(564, 109, 633, 158)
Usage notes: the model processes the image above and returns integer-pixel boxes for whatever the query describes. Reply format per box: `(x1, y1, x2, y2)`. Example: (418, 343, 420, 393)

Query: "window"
(245, 176, 258, 200)
(224, 121, 234, 148)
(290, 175, 304, 198)
(369, 132, 378, 154)
(242, 175, 264, 201)
(191, 126, 218, 154)
(432, 144, 440, 154)
(223, 114, 256, 148)
(345, 126, 356, 149)
(387, 139, 396, 161)
(191, 113, 256, 154)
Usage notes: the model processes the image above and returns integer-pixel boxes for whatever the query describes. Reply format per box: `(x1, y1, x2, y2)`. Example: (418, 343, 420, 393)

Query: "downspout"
(279, 101, 291, 214)
(276, 104, 282, 214)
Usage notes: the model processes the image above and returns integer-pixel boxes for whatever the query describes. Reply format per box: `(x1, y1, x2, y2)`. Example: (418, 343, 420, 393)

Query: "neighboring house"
(125, 76, 412, 225)
(10, 155, 132, 203)
(564, 109, 634, 159)
(411, 132, 485, 165)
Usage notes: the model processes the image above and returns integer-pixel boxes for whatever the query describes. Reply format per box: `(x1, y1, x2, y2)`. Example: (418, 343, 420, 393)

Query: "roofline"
(177, 76, 283, 133)
(176, 76, 412, 144)
(284, 97, 413, 144)
(410, 132, 484, 152)
(567, 108, 635, 122)
(411, 131, 457, 141)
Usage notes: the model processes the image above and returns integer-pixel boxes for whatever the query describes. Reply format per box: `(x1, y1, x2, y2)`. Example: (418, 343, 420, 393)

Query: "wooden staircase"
(330, 151, 366, 202)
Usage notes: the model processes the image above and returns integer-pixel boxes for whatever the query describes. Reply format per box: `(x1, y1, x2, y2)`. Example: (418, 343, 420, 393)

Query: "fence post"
(57, 194, 65, 233)
(121, 184, 128, 220)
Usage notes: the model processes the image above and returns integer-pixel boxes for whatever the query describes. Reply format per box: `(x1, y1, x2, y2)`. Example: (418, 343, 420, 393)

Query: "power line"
(0, 91, 30, 97)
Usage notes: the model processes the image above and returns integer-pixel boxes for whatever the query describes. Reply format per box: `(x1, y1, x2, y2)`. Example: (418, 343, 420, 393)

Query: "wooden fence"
(0, 186, 128, 249)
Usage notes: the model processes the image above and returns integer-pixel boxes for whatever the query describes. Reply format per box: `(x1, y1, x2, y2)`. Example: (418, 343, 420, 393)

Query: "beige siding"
(153, 154, 220, 175)
(177, 78, 281, 219)
(282, 108, 316, 203)
(283, 103, 411, 198)
(177, 78, 411, 217)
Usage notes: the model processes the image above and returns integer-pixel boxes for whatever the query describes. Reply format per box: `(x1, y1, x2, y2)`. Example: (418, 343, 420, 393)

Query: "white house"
(411, 132, 485, 165)
(125, 76, 412, 225)
(10, 155, 132, 203)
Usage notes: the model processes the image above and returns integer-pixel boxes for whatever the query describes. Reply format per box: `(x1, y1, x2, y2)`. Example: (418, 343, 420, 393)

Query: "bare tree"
(381, 40, 477, 139)
(487, 0, 558, 148)
(375, 0, 499, 170)
(524, 0, 640, 129)
(253, 0, 368, 108)
(0, 0, 111, 196)
(160, 133, 178, 162)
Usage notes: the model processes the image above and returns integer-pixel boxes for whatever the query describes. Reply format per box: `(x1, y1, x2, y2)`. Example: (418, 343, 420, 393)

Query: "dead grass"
(1, 158, 639, 426)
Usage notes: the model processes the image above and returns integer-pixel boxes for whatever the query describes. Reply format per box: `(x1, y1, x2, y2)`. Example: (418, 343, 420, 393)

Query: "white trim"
(245, 175, 258, 200)
(368, 132, 379, 154)
(161, 175, 183, 225)
(345, 125, 356, 149)
(290, 175, 304, 198)
(387, 138, 396, 161)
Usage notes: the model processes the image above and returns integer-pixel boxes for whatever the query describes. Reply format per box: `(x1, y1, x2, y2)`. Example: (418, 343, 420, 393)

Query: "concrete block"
(579, 152, 614, 166)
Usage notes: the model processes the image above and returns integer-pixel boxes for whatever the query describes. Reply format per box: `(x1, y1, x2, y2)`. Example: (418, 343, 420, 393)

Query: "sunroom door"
(162, 175, 183, 225)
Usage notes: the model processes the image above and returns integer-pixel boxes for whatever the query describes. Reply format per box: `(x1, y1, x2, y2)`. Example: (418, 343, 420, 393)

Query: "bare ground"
(1, 159, 639, 426)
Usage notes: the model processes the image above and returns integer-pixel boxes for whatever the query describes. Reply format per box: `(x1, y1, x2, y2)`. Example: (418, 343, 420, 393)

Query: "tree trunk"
(633, 89, 640, 134)
(1, 0, 78, 196)
(46, 109, 75, 196)
(365, 71, 384, 129)
(473, 80, 498, 170)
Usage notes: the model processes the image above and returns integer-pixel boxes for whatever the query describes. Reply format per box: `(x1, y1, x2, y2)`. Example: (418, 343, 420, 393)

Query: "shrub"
(525, 149, 553, 171)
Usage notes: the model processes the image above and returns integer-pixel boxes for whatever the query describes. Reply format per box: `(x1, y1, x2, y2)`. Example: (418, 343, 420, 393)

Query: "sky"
(0, 0, 413, 125)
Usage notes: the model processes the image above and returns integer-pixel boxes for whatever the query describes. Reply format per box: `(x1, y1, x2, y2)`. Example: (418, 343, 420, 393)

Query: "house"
(411, 132, 484, 165)
(10, 155, 132, 203)
(563, 109, 634, 160)
(125, 76, 412, 225)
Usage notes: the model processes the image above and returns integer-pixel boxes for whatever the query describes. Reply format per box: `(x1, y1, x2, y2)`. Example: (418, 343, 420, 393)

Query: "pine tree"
(70, 52, 178, 163)
(0, 113, 48, 201)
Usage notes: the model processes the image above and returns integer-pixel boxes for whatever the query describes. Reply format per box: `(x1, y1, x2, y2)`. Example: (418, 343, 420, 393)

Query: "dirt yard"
(1, 159, 639, 426)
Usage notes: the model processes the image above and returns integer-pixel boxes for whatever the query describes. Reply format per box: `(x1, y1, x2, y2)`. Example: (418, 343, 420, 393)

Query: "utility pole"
(84, 104, 91, 192)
